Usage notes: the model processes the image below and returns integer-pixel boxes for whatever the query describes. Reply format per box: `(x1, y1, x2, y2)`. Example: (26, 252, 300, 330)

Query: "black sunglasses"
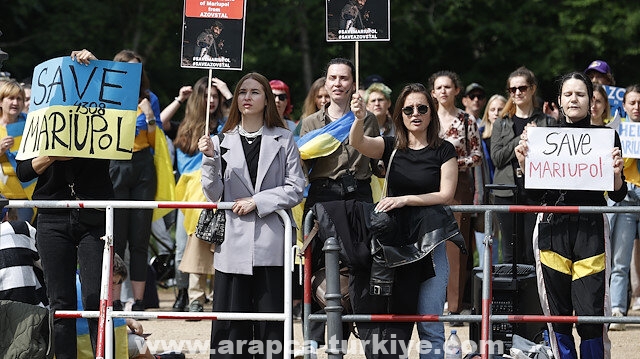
(468, 93, 486, 101)
(508, 85, 530, 94)
(402, 104, 429, 115)
(274, 93, 288, 101)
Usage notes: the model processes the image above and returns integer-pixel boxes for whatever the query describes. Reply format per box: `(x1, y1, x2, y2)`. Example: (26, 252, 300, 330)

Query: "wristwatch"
(146, 117, 156, 126)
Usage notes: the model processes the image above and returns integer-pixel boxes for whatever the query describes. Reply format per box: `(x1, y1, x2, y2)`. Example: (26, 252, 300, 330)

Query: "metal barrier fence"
(6, 200, 293, 359)
(302, 204, 640, 359)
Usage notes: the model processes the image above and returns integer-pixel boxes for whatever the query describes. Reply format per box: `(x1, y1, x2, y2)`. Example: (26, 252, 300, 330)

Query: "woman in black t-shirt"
(350, 83, 458, 359)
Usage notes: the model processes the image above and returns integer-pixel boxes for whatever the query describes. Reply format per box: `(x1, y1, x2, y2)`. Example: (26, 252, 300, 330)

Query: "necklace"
(237, 125, 263, 144)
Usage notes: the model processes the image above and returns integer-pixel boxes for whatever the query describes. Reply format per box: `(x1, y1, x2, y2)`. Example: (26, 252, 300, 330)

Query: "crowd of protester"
(1, 53, 636, 359)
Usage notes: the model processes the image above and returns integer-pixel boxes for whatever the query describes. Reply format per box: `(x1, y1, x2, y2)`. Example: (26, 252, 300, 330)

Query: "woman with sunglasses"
(428, 70, 482, 322)
(269, 79, 297, 136)
(491, 66, 558, 265)
(350, 83, 458, 359)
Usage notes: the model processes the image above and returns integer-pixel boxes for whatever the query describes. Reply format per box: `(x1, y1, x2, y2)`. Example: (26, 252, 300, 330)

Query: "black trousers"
(351, 261, 423, 359)
(304, 178, 373, 345)
(110, 148, 157, 281)
(36, 212, 105, 359)
(210, 267, 285, 359)
(536, 213, 606, 339)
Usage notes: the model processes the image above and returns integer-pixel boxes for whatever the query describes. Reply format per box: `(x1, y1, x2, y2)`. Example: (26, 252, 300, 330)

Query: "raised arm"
(349, 92, 384, 159)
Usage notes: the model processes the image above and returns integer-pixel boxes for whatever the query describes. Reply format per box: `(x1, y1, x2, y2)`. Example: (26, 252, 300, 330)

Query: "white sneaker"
(632, 297, 640, 311)
(610, 308, 626, 331)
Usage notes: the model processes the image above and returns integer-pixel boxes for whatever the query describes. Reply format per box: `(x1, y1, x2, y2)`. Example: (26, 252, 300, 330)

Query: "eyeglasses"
(274, 93, 287, 101)
(508, 85, 530, 94)
(468, 93, 486, 101)
(402, 104, 429, 115)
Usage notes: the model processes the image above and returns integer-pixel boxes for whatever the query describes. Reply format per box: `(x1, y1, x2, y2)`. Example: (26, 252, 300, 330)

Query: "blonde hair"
(0, 80, 25, 119)
(480, 94, 507, 139)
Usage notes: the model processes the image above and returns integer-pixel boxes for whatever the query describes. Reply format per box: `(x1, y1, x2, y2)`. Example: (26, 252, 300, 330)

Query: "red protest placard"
(185, 0, 244, 20)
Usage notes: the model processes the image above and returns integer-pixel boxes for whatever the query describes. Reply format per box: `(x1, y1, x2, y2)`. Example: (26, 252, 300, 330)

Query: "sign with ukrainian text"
(616, 120, 640, 159)
(181, 0, 246, 70)
(525, 127, 614, 191)
(326, 0, 390, 42)
(15, 57, 141, 161)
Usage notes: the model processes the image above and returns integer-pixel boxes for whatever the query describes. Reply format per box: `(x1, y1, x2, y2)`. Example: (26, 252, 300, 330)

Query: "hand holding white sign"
(520, 127, 616, 191)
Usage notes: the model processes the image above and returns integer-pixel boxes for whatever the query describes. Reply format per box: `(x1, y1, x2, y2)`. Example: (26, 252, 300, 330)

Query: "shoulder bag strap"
(380, 148, 397, 201)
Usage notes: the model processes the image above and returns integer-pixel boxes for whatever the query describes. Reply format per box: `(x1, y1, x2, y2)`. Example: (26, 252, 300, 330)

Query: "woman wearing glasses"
(491, 66, 558, 265)
(350, 83, 458, 359)
(428, 70, 482, 322)
(269, 79, 297, 135)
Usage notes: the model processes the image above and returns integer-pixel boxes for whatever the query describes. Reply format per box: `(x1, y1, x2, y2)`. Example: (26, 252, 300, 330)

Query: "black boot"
(172, 288, 188, 312)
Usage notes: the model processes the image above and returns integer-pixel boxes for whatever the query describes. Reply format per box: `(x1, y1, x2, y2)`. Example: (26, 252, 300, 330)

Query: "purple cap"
(585, 60, 611, 74)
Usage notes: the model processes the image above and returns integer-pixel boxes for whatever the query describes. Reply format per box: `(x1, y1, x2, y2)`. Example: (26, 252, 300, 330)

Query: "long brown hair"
(301, 77, 326, 119)
(221, 72, 285, 133)
(392, 83, 443, 151)
(174, 77, 224, 155)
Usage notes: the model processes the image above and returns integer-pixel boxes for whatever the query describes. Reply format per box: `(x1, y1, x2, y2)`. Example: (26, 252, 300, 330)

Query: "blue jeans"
(417, 242, 449, 359)
(610, 197, 640, 312)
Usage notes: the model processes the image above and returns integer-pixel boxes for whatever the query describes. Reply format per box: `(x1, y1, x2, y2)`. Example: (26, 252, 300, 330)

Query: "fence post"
(303, 210, 315, 359)
(96, 205, 115, 359)
(323, 236, 345, 359)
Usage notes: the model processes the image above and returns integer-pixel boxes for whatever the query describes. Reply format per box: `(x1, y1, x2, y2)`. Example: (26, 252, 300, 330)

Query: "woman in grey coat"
(198, 72, 305, 359)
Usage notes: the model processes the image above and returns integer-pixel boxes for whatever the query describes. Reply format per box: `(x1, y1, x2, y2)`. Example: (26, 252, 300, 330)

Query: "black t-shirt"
(381, 136, 457, 197)
(513, 115, 530, 137)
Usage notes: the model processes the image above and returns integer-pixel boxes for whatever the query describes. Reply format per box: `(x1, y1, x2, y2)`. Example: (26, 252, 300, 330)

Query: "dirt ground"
(138, 287, 640, 358)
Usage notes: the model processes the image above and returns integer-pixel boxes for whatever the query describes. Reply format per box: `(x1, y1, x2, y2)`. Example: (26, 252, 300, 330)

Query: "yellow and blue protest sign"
(296, 111, 355, 160)
(16, 57, 141, 161)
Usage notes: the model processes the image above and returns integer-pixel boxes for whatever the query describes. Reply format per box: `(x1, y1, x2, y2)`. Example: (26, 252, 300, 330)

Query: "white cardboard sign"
(525, 127, 614, 191)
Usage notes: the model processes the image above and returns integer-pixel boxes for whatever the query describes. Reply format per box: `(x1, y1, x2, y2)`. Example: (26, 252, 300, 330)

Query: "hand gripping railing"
(8, 200, 293, 359)
(303, 203, 640, 359)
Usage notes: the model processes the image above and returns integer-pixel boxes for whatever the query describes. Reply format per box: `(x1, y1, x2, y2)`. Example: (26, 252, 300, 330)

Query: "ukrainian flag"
(2, 117, 37, 199)
(75, 274, 128, 359)
(297, 112, 355, 160)
(174, 150, 206, 235)
(152, 131, 176, 221)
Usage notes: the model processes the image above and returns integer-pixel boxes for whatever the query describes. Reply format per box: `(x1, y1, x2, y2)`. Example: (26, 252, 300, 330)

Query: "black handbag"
(195, 208, 225, 244)
(195, 133, 227, 244)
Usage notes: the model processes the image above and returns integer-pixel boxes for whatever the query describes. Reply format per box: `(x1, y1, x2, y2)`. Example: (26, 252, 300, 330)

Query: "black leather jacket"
(311, 200, 466, 296)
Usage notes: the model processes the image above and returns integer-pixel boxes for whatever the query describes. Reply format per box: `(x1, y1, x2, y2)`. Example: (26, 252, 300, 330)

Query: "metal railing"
(7, 200, 293, 359)
(302, 203, 640, 359)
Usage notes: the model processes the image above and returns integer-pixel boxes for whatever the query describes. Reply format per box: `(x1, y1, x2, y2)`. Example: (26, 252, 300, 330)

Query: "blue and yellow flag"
(152, 131, 177, 221)
(296, 112, 355, 160)
(175, 168, 206, 235)
(2, 118, 36, 199)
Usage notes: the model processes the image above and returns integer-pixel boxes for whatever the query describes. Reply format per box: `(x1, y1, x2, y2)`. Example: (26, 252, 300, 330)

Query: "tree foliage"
(1, 0, 639, 119)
